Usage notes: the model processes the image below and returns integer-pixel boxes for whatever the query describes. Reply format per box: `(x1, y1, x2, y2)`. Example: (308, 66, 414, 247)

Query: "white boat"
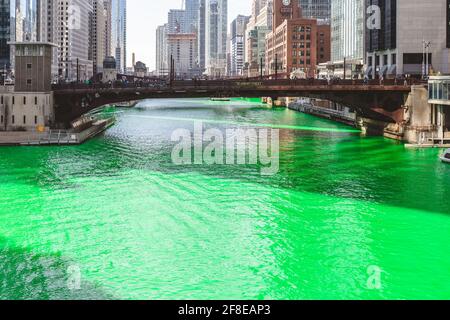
(440, 149, 450, 163)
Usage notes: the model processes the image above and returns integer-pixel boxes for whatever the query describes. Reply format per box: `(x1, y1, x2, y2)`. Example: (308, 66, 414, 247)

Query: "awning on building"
(364, 67, 373, 76)
(379, 65, 389, 77)
(387, 65, 397, 76)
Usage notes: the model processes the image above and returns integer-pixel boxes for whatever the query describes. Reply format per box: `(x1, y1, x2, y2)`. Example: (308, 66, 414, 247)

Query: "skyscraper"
(104, 0, 112, 62)
(245, 0, 272, 77)
(331, 0, 364, 62)
(299, 0, 331, 21)
(111, 0, 126, 73)
(0, 0, 11, 70)
(167, 33, 199, 79)
(14, 0, 38, 42)
(203, 0, 227, 77)
(156, 24, 168, 76)
(198, 0, 206, 71)
(230, 15, 250, 76)
(6, 0, 54, 74)
(185, 0, 200, 33)
(55, 0, 94, 81)
(168, 9, 186, 33)
(93, 0, 108, 75)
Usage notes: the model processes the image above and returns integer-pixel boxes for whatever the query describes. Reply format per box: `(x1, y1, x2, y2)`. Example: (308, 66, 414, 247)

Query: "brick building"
(265, 0, 330, 78)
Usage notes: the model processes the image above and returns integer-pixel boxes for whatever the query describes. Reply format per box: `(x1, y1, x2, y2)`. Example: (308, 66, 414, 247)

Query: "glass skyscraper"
(185, 0, 199, 33)
(13, 0, 40, 42)
(0, 0, 11, 69)
(202, 0, 227, 77)
(331, 0, 364, 62)
(111, 0, 127, 73)
(298, 0, 331, 21)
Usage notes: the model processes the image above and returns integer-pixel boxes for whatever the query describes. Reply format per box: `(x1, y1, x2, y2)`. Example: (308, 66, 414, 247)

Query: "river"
(0, 98, 449, 299)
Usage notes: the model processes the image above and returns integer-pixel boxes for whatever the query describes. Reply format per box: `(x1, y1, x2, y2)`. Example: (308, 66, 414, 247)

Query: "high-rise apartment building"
(230, 15, 250, 76)
(111, 0, 126, 73)
(167, 33, 199, 79)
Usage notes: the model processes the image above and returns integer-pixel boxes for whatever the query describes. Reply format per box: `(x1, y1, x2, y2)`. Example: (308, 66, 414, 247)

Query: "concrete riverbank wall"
(0, 117, 115, 146)
(288, 85, 449, 147)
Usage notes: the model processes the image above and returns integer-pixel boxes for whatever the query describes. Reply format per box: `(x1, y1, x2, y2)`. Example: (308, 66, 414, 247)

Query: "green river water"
(0, 98, 449, 300)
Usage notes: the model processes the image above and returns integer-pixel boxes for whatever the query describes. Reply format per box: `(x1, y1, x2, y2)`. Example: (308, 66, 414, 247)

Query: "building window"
(23, 115, 26, 124)
(35, 97, 38, 105)
(12, 97, 14, 105)
(23, 97, 26, 104)
(404, 53, 431, 65)
(27, 63, 32, 69)
(12, 115, 15, 124)
(1, 115, 3, 123)
(27, 79, 32, 85)
(35, 116, 38, 124)
(0, 96, 2, 104)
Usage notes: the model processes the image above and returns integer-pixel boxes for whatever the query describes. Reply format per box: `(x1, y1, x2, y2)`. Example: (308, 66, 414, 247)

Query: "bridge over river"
(52, 79, 416, 127)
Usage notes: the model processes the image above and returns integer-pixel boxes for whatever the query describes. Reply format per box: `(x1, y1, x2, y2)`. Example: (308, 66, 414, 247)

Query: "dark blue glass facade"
(0, 0, 10, 69)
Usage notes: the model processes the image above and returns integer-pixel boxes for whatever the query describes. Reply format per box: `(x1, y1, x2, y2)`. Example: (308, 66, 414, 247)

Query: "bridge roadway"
(52, 79, 416, 126)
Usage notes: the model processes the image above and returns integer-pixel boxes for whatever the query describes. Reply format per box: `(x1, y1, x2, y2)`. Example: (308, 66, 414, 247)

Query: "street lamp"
(422, 40, 432, 78)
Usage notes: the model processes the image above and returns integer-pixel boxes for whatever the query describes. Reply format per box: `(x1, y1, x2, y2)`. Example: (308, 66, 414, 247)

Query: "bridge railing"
(171, 78, 424, 88)
(52, 81, 169, 91)
(52, 78, 426, 92)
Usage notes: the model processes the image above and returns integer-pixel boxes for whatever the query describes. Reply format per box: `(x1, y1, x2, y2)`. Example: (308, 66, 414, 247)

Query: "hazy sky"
(127, 0, 251, 70)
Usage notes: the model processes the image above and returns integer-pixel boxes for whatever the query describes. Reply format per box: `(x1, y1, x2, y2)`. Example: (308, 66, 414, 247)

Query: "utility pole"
(422, 40, 431, 78)
(422, 39, 425, 79)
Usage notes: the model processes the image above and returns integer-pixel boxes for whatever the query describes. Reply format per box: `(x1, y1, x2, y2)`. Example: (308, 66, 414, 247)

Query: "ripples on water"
(0, 98, 450, 300)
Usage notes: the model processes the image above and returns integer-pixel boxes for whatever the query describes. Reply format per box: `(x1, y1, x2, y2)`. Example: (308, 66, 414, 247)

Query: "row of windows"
(0, 115, 39, 125)
(292, 59, 311, 66)
(429, 81, 450, 101)
(293, 26, 312, 33)
(0, 96, 39, 105)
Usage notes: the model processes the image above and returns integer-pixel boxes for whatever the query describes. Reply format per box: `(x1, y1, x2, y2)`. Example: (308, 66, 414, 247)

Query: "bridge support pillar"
(268, 97, 279, 107)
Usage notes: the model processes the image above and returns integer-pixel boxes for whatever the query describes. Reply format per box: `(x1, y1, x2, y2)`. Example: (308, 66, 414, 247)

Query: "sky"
(127, 0, 251, 70)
